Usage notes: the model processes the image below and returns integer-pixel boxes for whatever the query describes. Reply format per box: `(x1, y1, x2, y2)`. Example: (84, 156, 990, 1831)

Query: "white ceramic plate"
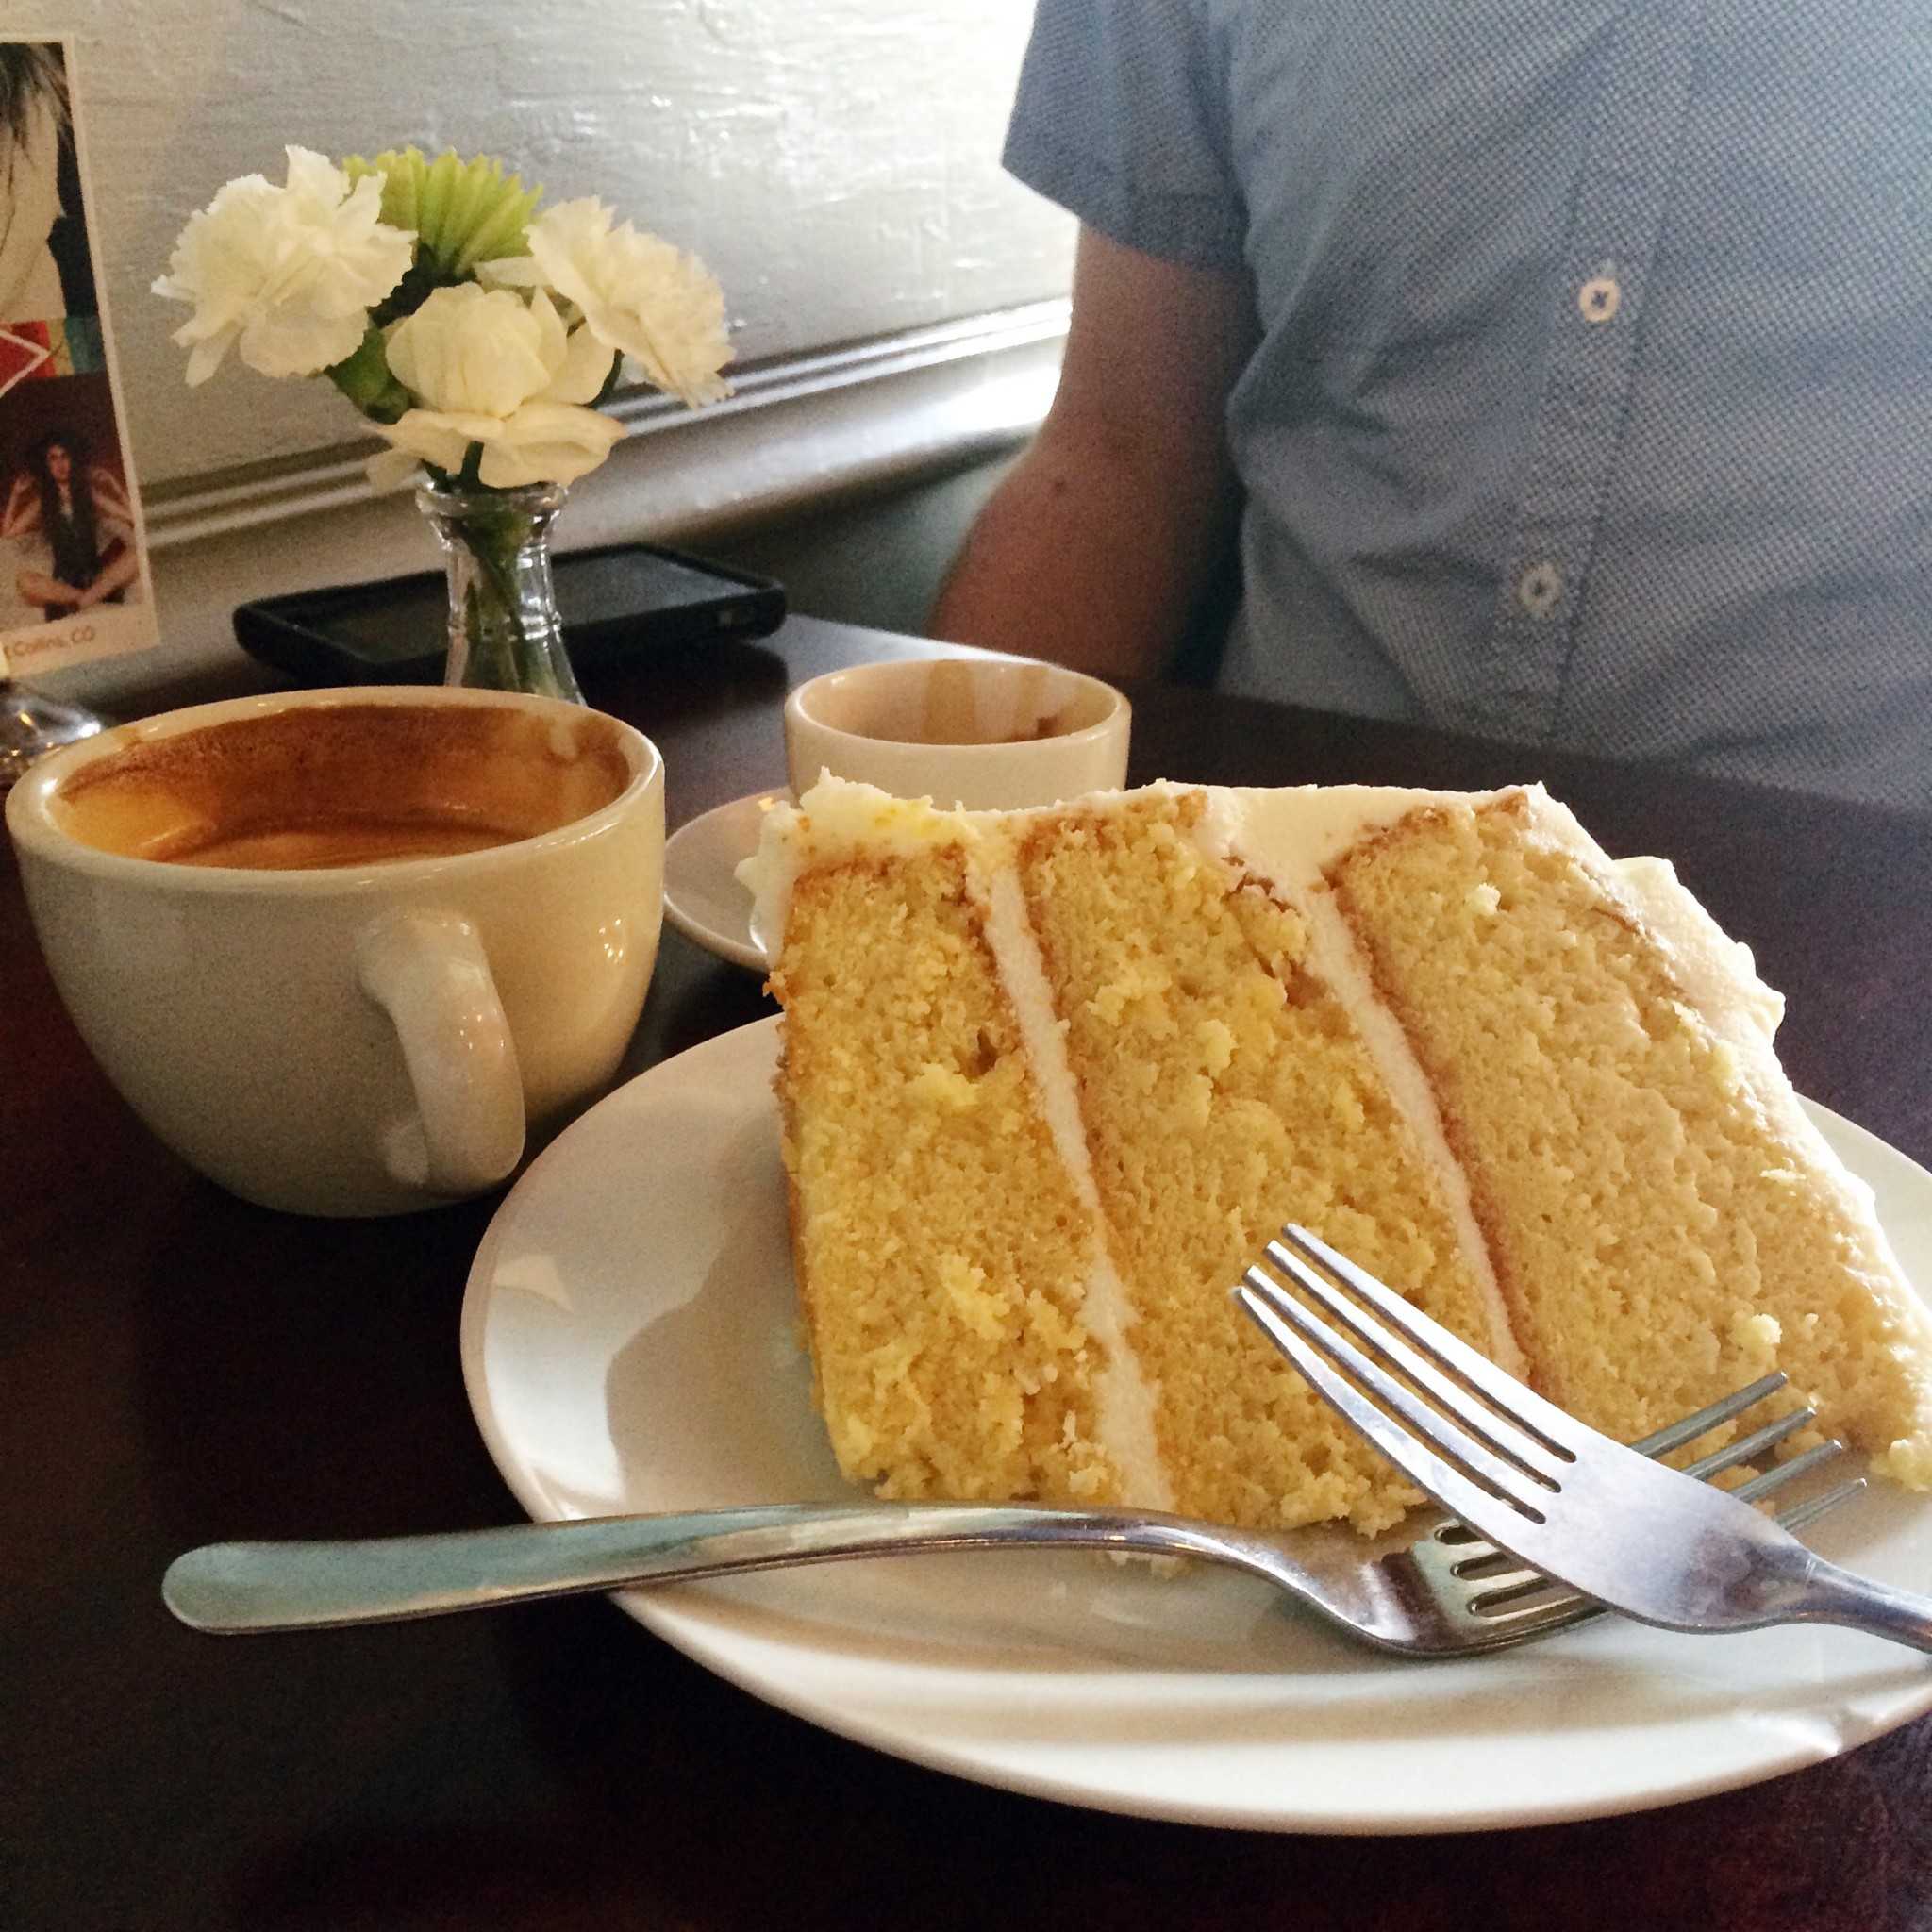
(460, 1017, 1932, 1834)
(661, 791, 780, 972)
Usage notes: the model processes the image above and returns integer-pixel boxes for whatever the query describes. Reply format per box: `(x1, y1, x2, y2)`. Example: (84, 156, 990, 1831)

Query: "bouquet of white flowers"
(155, 144, 731, 490)
(155, 146, 734, 696)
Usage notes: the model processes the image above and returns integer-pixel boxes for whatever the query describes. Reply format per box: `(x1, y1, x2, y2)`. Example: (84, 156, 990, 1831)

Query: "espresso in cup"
(783, 655, 1130, 811)
(8, 688, 664, 1217)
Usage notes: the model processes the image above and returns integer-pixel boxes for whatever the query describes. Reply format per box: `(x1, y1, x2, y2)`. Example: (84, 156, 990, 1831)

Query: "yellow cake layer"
(1329, 791, 1932, 1481)
(771, 843, 1121, 1503)
(1014, 791, 1507, 1533)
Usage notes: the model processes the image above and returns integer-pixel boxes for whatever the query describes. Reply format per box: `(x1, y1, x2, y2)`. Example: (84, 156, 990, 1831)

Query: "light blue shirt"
(1005, 0, 1932, 807)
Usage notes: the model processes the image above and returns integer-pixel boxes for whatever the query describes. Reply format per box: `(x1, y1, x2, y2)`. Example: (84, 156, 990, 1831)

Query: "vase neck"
(415, 482, 582, 703)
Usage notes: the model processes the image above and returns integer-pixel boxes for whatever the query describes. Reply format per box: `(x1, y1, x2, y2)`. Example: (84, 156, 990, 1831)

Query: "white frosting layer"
(982, 866, 1174, 1507)
(740, 783, 987, 963)
(1196, 785, 1528, 1376)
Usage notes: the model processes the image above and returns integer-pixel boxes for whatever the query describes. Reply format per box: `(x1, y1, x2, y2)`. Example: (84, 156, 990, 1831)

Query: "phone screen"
(236, 543, 786, 681)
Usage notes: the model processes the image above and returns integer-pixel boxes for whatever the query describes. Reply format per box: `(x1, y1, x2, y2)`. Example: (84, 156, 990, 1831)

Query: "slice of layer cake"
(744, 777, 1932, 1533)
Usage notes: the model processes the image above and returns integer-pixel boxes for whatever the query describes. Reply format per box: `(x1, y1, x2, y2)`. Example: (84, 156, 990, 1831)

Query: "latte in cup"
(51, 701, 632, 871)
(8, 687, 665, 1217)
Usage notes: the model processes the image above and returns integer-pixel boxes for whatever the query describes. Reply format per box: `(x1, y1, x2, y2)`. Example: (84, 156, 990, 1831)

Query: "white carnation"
(152, 146, 412, 386)
(372, 283, 624, 488)
(517, 197, 732, 408)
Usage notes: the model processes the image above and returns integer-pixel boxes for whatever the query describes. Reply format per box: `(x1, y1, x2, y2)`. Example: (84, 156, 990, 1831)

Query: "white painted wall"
(39, 0, 1071, 488)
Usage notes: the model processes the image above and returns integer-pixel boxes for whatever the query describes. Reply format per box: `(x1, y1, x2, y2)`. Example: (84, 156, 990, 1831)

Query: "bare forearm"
(930, 431, 1236, 681)
(77, 546, 141, 606)
(929, 226, 1254, 683)
(1, 478, 36, 539)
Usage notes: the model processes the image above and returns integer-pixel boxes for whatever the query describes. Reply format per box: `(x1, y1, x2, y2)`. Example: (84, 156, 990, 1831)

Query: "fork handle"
(1792, 1557, 1932, 1655)
(161, 1503, 1258, 1634)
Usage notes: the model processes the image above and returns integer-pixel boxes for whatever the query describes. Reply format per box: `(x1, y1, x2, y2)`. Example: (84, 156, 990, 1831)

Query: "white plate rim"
(460, 1015, 1932, 1834)
(660, 791, 779, 971)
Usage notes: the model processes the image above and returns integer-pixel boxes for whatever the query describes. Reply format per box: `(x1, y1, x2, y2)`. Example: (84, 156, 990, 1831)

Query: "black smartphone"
(232, 540, 786, 686)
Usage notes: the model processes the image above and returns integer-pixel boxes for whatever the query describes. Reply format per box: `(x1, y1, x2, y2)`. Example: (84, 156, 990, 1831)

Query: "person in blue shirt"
(931, 0, 1931, 808)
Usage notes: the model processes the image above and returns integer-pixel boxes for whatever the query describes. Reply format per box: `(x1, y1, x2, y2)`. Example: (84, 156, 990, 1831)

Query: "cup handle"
(355, 909, 525, 1196)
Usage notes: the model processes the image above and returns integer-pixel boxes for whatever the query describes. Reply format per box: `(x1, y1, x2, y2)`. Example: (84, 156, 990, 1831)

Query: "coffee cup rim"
(784, 653, 1128, 758)
(4, 684, 662, 891)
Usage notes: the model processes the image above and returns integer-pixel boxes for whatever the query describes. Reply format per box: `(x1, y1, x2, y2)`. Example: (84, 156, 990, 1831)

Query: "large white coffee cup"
(7, 686, 664, 1216)
(783, 655, 1129, 810)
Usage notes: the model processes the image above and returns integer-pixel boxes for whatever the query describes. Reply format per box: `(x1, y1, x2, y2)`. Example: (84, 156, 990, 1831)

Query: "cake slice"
(744, 777, 1932, 1532)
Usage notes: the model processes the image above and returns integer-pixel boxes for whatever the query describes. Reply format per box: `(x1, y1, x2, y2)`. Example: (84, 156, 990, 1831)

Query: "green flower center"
(342, 146, 543, 277)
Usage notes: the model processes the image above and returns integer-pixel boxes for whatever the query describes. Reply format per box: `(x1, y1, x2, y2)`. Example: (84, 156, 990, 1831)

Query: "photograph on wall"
(0, 37, 157, 680)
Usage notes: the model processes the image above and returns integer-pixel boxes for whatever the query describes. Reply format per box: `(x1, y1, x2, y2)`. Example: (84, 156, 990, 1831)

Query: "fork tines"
(1236, 1224, 1599, 1524)
(1238, 1225, 1874, 1642)
(1236, 1223, 1850, 1529)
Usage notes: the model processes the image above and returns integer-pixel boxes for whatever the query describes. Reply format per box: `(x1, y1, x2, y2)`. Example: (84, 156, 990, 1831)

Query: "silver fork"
(163, 1375, 1857, 1655)
(1239, 1223, 1932, 1654)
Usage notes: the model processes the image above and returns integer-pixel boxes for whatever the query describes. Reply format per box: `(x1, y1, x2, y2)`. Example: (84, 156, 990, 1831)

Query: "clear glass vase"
(0, 680, 102, 789)
(416, 478, 583, 702)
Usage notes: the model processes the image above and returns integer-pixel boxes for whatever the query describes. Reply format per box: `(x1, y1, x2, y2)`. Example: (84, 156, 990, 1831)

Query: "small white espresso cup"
(7, 686, 664, 1217)
(783, 654, 1130, 810)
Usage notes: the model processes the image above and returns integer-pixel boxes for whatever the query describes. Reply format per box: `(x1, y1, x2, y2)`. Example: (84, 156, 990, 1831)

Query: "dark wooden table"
(7, 614, 1930, 1931)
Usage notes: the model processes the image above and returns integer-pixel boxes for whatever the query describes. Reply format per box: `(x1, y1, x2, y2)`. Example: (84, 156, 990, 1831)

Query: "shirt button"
(1517, 562, 1563, 616)
(1578, 275, 1623, 324)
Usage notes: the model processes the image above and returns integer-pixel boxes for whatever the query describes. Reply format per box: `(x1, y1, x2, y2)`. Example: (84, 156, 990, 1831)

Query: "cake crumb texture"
(1015, 791, 1504, 1533)
(1330, 792, 1932, 1478)
(772, 844, 1120, 1504)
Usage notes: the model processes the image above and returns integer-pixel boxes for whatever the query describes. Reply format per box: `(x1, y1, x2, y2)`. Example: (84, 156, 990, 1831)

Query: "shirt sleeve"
(1003, 0, 1246, 273)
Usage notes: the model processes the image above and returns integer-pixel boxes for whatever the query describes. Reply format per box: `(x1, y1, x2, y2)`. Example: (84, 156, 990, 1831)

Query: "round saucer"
(662, 790, 782, 972)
